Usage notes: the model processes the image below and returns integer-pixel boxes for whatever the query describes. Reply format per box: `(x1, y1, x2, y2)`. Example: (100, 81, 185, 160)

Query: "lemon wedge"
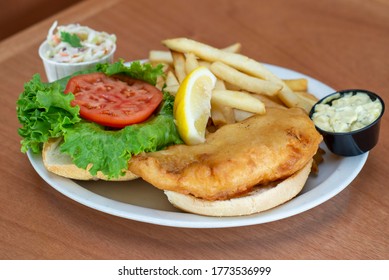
(174, 67, 217, 145)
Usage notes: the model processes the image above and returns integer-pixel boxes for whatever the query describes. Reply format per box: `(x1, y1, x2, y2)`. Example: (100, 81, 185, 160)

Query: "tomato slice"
(64, 73, 163, 128)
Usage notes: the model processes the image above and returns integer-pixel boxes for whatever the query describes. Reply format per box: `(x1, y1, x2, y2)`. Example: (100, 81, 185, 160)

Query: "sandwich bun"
(42, 138, 139, 181)
(164, 159, 313, 217)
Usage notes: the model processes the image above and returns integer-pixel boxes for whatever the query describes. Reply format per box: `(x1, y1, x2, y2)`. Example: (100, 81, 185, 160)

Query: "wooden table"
(1, 0, 388, 260)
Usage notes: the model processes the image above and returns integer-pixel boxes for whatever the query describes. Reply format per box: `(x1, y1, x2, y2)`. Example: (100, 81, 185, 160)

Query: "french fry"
(221, 106, 235, 123)
(149, 42, 240, 64)
(254, 94, 287, 109)
(149, 50, 173, 64)
(212, 90, 266, 114)
(214, 79, 226, 90)
(294, 91, 318, 102)
(162, 38, 278, 80)
(198, 60, 211, 68)
(164, 85, 179, 95)
(210, 61, 282, 96)
(211, 102, 236, 127)
(163, 71, 180, 95)
(165, 71, 179, 87)
(155, 77, 164, 90)
(277, 91, 314, 113)
(292, 91, 317, 108)
(210, 79, 236, 126)
(171, 51, 187, 83)
(222, 42, 241, 53)
(223, 81, 241, 91)
(233, 109, 254, 122)
(283, 78, 308, 92)
(154, 63, 171, 90)
(162, 38, 314, 113)
(184, 53, 199, 74)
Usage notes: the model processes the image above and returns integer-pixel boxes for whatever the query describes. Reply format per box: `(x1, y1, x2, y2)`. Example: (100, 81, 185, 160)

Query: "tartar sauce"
(311, 91, 383, 133)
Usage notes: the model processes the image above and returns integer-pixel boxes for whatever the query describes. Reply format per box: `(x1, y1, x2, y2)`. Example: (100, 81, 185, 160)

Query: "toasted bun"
(164, 159, 313, 217)
(42, 138, 138, 181)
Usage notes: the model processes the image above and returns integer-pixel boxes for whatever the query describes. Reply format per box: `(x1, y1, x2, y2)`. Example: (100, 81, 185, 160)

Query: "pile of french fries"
(148, 38, 318, 128)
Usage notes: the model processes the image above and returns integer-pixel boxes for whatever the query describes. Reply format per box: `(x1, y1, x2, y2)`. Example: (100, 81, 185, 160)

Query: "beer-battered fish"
(129, 108, 322, 201)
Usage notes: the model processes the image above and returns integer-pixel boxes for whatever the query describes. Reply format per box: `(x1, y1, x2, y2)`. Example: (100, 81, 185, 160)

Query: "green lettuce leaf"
(97, 59, 164, 85)
(17, 74, 80, 153)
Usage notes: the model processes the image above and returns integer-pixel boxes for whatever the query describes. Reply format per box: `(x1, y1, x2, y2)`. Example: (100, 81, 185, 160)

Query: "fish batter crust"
(128, 108, 322, 201)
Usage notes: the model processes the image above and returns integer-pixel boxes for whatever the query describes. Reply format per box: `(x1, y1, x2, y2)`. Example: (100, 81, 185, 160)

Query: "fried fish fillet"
(128, 108, 322, 201)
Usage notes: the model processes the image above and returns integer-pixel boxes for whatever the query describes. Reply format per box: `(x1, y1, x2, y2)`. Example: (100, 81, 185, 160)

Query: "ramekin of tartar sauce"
(309, 89, 385, 156)
(39, 21, 116, 82)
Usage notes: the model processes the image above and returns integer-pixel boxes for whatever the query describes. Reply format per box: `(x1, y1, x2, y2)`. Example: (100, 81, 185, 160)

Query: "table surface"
(1, 0, 388, 260)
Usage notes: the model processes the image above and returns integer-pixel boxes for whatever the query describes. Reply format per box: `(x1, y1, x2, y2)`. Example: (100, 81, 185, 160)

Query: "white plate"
(27, 63, 368, 228)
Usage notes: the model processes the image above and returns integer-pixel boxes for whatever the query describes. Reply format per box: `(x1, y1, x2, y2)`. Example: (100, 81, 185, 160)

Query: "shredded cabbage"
(45, 21, 116, 63)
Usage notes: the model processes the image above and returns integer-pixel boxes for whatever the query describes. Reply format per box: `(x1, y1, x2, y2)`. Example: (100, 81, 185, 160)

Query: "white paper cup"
(38, 41, 116, 82)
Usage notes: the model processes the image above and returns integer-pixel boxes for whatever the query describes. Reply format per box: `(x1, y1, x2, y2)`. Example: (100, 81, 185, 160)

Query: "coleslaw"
(44, 21, 116, 63)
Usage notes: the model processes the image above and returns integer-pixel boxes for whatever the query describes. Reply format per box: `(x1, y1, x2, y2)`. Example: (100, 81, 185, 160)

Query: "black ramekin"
(309, 89, 385, 156)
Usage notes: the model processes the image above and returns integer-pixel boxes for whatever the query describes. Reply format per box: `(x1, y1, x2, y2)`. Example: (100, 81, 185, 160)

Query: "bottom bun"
(42, 138, 138, 181)
(164, 159, 313, 217)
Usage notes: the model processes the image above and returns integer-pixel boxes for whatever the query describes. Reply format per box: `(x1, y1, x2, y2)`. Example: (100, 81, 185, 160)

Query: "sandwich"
(17, 60, 183, 181)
